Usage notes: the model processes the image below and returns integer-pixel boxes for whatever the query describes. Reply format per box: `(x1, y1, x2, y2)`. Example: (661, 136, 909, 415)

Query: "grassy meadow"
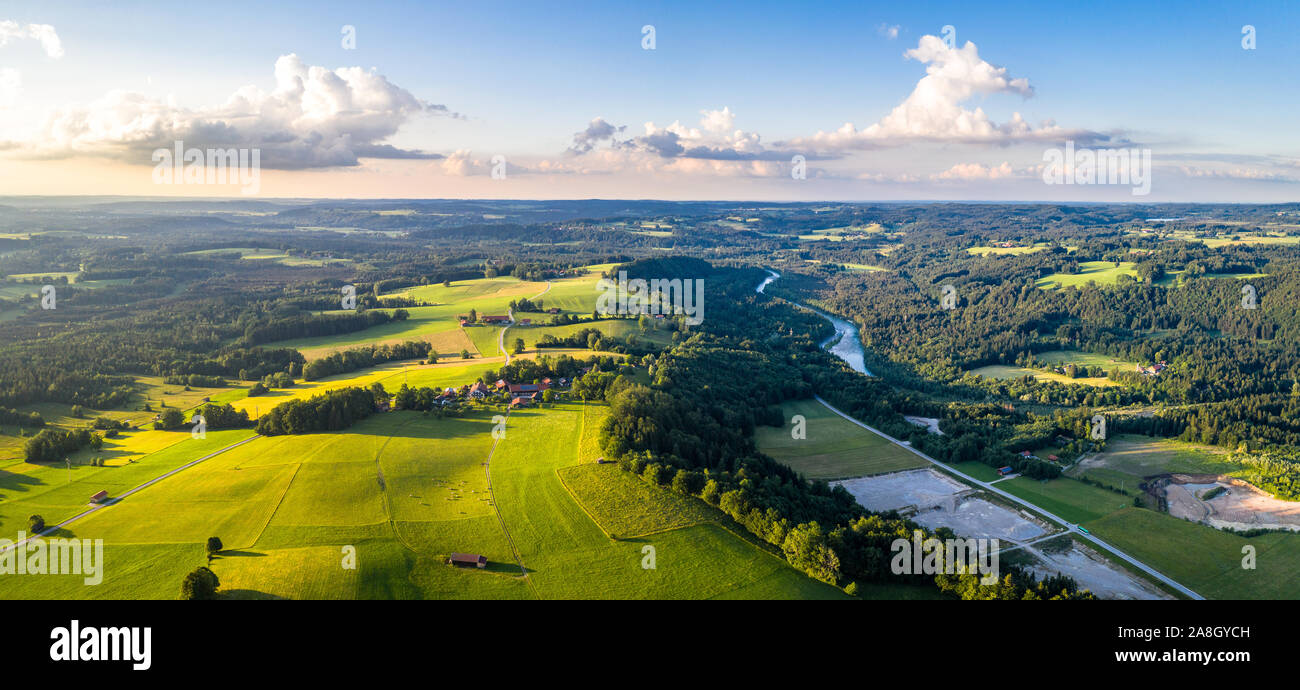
(754, 399, 925, 480)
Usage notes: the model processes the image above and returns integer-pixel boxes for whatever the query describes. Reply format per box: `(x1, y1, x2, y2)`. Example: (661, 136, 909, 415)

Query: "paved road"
(814, 395, 1205, 600)
(0, 433, 262, 553)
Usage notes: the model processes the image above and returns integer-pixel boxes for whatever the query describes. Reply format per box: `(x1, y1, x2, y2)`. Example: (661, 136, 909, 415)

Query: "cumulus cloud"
(568, 107, 822, 168)
(788, 35, 1108, 151)
(933, 161, 1017, 181)
(0, 21, 63, 58)
(8, 54, 452, 169)
(568, 117, 625, 154)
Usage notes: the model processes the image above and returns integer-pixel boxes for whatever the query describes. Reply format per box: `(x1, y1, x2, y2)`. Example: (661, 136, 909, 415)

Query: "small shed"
(90, 490, 109, 504)
(447, 553, 487, 569)
(996, 466, 1014, 477)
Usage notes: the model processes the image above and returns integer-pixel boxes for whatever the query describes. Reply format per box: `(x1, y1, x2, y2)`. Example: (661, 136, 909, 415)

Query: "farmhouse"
(480, 315, 510, 324)
(447, 553, 487, 568)
(469, 382, 489, 398)
(510, 396, 532, 408)
(1136, 361, 1168, 377)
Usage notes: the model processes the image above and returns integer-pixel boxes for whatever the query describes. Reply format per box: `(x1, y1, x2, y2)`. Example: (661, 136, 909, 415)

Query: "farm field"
(967, 244, 1048, 256)
(754, 398, 926, 480)
(1035, 261, 1138, 289)
(0, 428, 256, 546)
(183, 247, 351, 267)
(1, 402, 855, 600)
(272, 274, 551, 358)
(968, 350, 1134, 387)
(1085, 507, 1300, 599)
(1068, 435, 1235, 488)
(508, 318, 674, 350)
(997, 476, 1134, 524)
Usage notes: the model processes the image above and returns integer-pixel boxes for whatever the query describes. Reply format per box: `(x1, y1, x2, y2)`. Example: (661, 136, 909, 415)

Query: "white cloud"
(0, 68, 19, 107)
(0, 21, 63, 58)
(8, 54, 452, 169)
(933, 160, 1016, 181)
(789, 35, 1106, 150)
(877, 24, 900, 40)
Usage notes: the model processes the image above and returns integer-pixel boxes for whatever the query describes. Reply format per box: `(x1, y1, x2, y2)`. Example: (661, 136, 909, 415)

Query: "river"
(756, 270, 873, 376)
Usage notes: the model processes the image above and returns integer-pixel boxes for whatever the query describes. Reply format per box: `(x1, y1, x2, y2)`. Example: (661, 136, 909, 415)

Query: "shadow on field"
(343, 412, 504, 441)
(219, 589, 287, 600)
(216, 550, 266, 558)
(0, 467, 44, 495)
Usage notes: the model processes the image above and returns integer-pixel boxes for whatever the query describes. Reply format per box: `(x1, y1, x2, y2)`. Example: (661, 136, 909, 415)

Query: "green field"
(969, 349, 1134, 387)
(0, 400, 855, 600)
(1085, 507, 1300, 599)
(1036, 261, 1138, 289)
(1068, 435, 1234, 488)
(754, 399, 925, 480)
(998, 476, 1133, 524)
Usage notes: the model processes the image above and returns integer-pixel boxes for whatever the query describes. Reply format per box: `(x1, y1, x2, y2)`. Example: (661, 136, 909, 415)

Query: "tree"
(179, 567, 220, 600)
(206, 536, 223, 555)
(512, 338, 525, 355)
(426, 350, 439, 365)
(248, 382, 269, 397)
(28, 514, 44, 533)
(155, 407, 185, 430)
(467, 308, 478, 324)
(461, 349, 472, 359)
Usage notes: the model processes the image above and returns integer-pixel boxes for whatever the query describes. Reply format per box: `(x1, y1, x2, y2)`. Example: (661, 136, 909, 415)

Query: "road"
(0, 433, 262, 553)
(814, 395, 1205, 600)
(499, 280, 552, 363)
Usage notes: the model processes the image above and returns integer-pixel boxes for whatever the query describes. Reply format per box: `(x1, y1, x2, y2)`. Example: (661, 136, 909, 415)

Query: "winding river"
(757, 270, 873, 376)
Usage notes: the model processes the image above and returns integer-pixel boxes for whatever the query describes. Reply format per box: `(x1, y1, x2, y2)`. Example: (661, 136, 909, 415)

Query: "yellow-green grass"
(271, 274, 549, 357)
(2, 404, 851, 599)
(1084, 507, 1300, 599)
(228, 359, 498, 419)
(558, 404, 717, 538)
(1036, 261, 1138, 289)
(0, 412, 533, 600)
(182, 247, 349, 267)
(969, 350, 1134, 387)
(1194, 234, 1300, 248)
(967, 245, 1047, 256)
(507, 318, 673, 350)
(948, 461, 1003, 482)
(969, 364, 1122, 387)
(0, 428, 256, 544)
(491, 401, 849, 599)
(997, 476, 1133, 524)
(1068, 435, 1234, 487)
(754, 399, 925, 480)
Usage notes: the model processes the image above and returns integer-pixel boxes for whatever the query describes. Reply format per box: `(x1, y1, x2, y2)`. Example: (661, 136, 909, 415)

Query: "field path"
(499, 281, 552, 363)
(813, 395, 1205, 600)
(0, 433, 262, 554)
(481, 410, 541, 598)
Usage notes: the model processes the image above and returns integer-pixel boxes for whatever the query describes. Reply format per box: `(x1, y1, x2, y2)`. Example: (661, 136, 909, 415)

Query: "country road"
(813, 395, 1205, 600)
(0, 433, 262, 553)
(499, 280, 552, 363)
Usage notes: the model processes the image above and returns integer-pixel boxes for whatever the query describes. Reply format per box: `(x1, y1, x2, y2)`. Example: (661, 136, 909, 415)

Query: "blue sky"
(1, 0, 1298, 200)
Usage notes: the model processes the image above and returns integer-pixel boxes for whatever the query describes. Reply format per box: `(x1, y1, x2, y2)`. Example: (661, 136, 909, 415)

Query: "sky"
(1, 0, 1298, 201)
